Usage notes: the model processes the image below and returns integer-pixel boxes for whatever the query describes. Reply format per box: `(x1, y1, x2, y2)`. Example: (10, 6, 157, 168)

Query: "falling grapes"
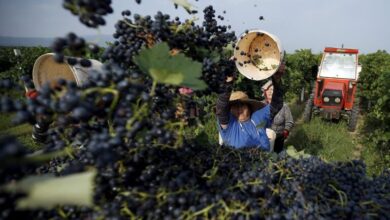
(0, 1, 389, 220)
(62, 0, 113, 28)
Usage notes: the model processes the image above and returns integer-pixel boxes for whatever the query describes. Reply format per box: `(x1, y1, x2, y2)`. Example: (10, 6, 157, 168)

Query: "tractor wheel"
(303, 91, 314, 122)
(348, 98, 359, 132)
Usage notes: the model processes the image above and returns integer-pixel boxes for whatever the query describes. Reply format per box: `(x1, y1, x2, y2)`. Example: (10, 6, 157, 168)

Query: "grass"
(286, 117, 357, 162)
(362, 144, 389, 175)
(359, 115, 390, 175)
(0, 113, 40, 151)
(287, 100, 360, 162)
(288, 99, 305, 123)
(0, 88, 41, 151)
(0, 112, 15, 131)
(286, 101, 389, 175)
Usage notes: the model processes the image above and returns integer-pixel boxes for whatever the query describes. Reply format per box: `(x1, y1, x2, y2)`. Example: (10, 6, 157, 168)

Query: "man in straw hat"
(216, 64, 284, 150)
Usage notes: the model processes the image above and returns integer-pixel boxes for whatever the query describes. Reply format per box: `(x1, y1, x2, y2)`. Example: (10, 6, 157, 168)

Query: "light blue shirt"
(218, 105, 271, 150)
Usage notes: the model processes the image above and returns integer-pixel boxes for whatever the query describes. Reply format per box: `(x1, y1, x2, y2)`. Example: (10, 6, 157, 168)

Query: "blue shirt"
(218, 104, 271, 150)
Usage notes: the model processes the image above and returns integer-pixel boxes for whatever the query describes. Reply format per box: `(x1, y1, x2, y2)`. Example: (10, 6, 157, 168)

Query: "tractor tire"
(31, 123, 50, 143)
(303, 92, 314, 122)
(348, 98, 359, 132)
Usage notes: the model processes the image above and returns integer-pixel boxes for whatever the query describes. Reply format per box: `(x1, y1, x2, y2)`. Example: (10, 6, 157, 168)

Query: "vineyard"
(0, 0, 389, 219)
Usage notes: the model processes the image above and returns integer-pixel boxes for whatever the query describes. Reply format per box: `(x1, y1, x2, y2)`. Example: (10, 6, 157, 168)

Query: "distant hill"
(0, 35, 114, 47)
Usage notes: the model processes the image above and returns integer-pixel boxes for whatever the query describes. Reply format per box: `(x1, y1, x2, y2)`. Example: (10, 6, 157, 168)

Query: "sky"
(0, 0, 389, 54)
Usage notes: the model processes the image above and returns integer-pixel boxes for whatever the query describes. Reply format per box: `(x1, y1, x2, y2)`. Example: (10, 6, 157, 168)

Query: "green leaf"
(222, 42, 234, 58)
(133, 42, 207, 90)
(194, 47, 221, 63)
(174, 17, 199, 33)
(3, 170, 96, 209)
(286, 146, 300, 159)
(171, 0, 194, 13)
(286, 146, 311, 159)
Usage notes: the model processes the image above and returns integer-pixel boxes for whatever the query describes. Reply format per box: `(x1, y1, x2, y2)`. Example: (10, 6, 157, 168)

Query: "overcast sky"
(0, 0, 389, 53)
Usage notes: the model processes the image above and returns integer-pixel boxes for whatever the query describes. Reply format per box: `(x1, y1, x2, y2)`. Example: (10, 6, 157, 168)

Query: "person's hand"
(277, 62, 286, 74)
(179, 87, 193, 96)
(272, 62, 285, 82)
(221, 75, 235, 92)
(283, 129, 289, 139)
(227, 56, 236, 82)
(226, 76, 234, 83)
(272, 71, 282, 81)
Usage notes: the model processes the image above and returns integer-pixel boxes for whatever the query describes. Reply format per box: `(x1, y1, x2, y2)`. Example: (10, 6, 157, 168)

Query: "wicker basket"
(234, 30, 284, 81)
(32, 53, 103, 90)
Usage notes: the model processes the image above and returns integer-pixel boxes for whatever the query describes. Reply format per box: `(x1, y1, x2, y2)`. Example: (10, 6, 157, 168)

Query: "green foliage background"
(284, 49, 321, 101)
(0, 47, 51, 80)
(358, 51, 390, 171)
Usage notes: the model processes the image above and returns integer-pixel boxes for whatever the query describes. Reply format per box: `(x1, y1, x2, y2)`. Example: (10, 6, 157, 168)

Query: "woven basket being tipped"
(234, 30, 284, 81)
(32, 53, 103, 90)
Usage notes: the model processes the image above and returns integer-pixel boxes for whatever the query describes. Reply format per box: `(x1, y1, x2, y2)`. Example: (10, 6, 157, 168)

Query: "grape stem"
(122, 18, 142, 29)
(83, 87, 119, 134)
(126, 102, 149, 131)
(125, 80, 157, 131)
(120, 202, 137, 220)
(149, 80, 157, 97)
(57, 207, 68, 218)
(18, 146, 75, 164)
(328, 184, 348, 207)
(186, 203, 216, 219)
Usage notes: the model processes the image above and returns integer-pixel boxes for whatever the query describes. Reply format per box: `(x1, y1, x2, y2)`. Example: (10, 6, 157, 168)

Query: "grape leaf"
(134, 42, 207, 90)
(3, 170, 96, 209)
(194, 47, 221, 63)
(286, 146, 310, 159)
(171, 0, 194, 13)
(222, 42, 234, 58)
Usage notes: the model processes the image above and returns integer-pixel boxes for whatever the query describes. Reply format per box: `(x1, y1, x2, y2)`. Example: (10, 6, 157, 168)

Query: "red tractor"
(303, 47, 362, 131)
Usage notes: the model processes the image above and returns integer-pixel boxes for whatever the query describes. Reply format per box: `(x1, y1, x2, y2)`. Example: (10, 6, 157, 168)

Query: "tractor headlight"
(335, 97, 341, 103)
(323, 97, 330, 102)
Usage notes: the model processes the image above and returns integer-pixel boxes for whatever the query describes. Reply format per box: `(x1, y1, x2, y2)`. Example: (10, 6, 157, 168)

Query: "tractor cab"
(303, 47, 362, 131)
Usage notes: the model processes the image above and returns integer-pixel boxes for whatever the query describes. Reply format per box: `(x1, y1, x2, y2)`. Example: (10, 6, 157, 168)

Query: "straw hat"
(229, 91, 265, 112)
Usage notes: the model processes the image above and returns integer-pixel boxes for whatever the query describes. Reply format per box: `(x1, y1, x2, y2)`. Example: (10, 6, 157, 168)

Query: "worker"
(262, 77, 294, 153)
(216, 63, 285, 150)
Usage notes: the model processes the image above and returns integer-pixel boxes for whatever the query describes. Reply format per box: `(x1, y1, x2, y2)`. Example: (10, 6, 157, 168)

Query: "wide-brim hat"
(229, 91, 266, 112)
